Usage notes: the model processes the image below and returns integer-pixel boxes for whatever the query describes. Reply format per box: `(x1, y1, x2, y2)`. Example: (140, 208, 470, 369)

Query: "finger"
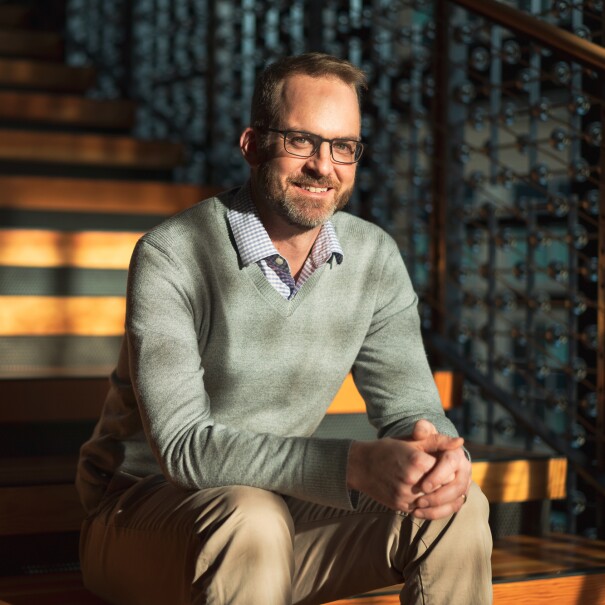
(411, 419, 438, 440)
(419, 449, 472, 497)
(411, 493, 466, 520)
(400, 448, 439, 485)
(415, 475, 466, 507)
(387, 483, 427, 512)
(420, 434, 464, 455)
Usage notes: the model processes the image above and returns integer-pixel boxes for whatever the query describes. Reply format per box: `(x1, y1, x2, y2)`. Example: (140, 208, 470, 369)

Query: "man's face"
(253, 74, 361, 229)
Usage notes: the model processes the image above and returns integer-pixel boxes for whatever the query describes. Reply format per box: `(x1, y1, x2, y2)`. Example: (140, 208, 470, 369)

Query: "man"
(77, 53, 492, 605)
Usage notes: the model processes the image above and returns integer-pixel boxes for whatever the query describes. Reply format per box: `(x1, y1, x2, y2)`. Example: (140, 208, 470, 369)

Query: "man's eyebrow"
(287, 128, 362, 142)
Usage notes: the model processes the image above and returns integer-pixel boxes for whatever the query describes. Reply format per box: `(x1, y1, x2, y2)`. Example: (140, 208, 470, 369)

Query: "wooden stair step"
(0, 296, 125, 336)
(0, 456, 79, 486)
(0, 230, 142, 270)
(0, 535, 603, 605)
(0, 30, 63, 61)
(0, 456, 565, 537)
(469, 449, 566, 503)
(0, 378, 108, 423)
(0, 91, 136, 129)
(0, 371, 454, 423)
(326, 534, 605, 604)
(0, 130, 186, 169)
(330, 371, 460, 412)
(0, 446, 567, 513)
(0, 483, 82, 536)
(0, 58, 95, 93)
(0, 176, 221, 215)
(0, 572, 109, 605)
(0, 5, 32, 28)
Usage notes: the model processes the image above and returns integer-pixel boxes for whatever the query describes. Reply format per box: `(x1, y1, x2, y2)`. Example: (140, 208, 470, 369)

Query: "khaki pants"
(80, 478, 492, 605)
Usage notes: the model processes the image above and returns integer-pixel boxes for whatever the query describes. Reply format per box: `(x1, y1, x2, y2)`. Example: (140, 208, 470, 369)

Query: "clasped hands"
(346, 419, 472, 520)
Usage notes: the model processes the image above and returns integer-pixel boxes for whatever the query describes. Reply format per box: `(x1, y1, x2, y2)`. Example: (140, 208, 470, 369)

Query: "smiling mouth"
(298, 184, 330, 193)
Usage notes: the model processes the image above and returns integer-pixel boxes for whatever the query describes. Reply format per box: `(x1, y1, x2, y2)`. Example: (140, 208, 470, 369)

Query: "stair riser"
(0, 6, 32, 28)
(0, 31, 63, 61)
(0, 131, 185, 170)
(0, 177, 219, 216)
(0, 59, 95, 93)
(0, 92, 135, 130)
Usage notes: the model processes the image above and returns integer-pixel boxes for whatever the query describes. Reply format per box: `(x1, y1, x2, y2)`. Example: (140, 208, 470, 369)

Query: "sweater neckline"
(244, 261, 329, 317)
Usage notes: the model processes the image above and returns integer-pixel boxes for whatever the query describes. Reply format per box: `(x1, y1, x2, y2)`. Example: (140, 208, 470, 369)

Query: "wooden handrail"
(448, 0, 605, 73)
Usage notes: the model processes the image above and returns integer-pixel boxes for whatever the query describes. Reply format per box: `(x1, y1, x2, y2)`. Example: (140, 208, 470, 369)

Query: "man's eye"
(333, 141, 355, 154)
(289, 135, 312, 146)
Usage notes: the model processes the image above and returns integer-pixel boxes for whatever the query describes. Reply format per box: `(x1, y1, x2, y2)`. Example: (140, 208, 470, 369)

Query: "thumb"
(411, 419, 438, 441)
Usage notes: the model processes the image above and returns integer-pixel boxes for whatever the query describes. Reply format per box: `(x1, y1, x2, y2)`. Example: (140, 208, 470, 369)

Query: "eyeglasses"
(265, 128, 364, 164)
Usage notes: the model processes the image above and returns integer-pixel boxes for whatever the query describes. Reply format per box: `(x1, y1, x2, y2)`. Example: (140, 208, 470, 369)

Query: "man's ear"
(240, 127, 262, 167)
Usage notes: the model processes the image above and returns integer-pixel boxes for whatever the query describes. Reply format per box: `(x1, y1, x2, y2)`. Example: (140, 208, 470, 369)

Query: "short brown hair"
(250, 53, 367, 132)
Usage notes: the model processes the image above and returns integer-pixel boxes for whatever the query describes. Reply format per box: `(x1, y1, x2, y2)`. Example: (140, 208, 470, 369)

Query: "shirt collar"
(228, 183, 344, 268)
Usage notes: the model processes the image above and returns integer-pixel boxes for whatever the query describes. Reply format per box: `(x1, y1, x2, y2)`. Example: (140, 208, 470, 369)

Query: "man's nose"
(304, 141, 333, 176)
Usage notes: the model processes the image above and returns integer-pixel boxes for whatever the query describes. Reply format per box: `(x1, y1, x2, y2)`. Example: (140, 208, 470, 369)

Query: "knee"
(222, 486, 294, 543)
(190, 487, 294, 603)
(457, 482, 493, 553)
(193, 486, 295, 558)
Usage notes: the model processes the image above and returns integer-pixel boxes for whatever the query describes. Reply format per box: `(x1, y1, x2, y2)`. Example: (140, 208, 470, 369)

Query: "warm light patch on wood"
(0, 296, 125, 336)
(0, 129, 185, 168)
(471, 457, 567, 503)
(0, 230, 141, 269)
(0, 176, 220, 215)
(327, 371, 458, 414)
(326, 373, 366, 414)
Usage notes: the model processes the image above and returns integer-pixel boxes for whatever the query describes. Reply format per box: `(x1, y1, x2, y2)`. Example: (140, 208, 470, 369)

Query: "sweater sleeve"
(126, 239, 355, 509)
(352, 244, 459, 439)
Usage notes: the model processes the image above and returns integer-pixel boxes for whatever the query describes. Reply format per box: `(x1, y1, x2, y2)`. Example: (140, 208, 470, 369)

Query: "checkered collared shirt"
(227, 185, 344, 300)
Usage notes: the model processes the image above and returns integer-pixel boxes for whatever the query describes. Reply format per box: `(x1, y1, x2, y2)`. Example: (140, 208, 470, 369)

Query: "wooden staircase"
(0, 2, 603, 604)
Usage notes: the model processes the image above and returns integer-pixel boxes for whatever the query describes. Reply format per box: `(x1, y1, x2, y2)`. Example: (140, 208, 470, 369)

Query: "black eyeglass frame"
(265, 127, 364, 164)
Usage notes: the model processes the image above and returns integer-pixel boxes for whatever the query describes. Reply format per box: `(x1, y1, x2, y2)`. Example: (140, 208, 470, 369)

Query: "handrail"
(448, 0, 605, 73)
(427, 332, 605, 498)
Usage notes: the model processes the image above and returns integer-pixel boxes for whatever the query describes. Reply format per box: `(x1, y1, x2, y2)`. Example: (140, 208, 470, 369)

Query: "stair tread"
(0, 295, 125, 336)
(0, 29, 63, 61)
(0, 456, 78, 486)
(0, 176, 222, 215)
(491, 534, 605, 580)
(327, 534, 605, 603)
(0, 129, 186, 169)
(0, 91, 135, 129)
(0, 447, 567, 505)
(0, 535, 604, 604)
(0, 229, 142, 269)
(0, 58, 95, 93)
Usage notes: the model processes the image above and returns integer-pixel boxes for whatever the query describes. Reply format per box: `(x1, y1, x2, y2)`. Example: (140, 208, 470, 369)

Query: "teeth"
(301, 185, 328, 193)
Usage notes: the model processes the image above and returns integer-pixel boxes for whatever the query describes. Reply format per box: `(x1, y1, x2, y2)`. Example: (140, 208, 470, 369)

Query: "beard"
(254, 162, 354, 230)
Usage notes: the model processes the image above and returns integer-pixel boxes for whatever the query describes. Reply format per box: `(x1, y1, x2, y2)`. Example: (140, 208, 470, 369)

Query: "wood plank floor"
(1, 534, 604, 604)
(326, 534, 605, 604)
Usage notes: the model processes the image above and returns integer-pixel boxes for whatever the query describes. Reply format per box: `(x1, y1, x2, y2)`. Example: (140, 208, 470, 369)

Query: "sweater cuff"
(302, 438, 355, 510)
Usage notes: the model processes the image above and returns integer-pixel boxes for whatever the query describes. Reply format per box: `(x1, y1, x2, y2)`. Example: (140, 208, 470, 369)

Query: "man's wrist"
(346, 440, 366, 491)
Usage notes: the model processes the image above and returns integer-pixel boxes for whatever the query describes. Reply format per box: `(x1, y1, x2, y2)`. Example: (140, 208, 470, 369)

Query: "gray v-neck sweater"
(76, 188, 457, 513)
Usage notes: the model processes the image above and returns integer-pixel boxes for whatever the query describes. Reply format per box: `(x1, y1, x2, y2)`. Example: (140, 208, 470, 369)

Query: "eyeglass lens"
(284, 131, 362, 163)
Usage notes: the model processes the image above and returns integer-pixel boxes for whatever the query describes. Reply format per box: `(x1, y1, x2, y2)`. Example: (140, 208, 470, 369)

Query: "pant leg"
(81, 476, 491, 605)
(80, 476, 295, 605)
(289, 481, 493, 605)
